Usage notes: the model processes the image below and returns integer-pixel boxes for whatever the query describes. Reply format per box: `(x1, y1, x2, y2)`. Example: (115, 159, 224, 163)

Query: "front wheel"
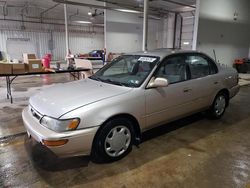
(208, 92, 227, 119)
(91, 118, 135, 163)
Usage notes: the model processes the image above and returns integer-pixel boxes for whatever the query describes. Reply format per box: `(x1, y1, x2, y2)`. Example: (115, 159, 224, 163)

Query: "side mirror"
(148, 77, 169, 88)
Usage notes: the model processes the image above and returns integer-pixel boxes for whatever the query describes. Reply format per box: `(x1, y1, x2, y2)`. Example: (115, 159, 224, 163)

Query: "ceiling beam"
(40, 3, 60, 17)
(53, 0, 117, 10)
(161, 0, 196, 8)
(52, 0, 177, 16)
(96, 0, 176, 13)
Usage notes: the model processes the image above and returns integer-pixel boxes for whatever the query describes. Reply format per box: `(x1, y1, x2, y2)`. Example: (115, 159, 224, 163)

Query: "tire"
(208, 92, 228, 119)
(91, 118, 135, 163)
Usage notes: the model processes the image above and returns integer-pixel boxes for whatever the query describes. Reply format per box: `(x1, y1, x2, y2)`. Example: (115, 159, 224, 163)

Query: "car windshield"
(90, 55, 159, 87)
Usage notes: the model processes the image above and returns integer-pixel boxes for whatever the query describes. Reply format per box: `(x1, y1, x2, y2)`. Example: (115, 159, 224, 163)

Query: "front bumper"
(22, 107, 99, 157)
(229, 84, 240, 99)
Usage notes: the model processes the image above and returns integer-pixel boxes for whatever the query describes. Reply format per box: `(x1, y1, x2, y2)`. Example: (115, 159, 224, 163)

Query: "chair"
(75, 59, 93, 79)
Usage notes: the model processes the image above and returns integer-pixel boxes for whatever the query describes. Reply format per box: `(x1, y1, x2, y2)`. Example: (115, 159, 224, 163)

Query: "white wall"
(196, 0, 250, 66)
(0, 20, 104, 60)
(105, 10, 163, 54)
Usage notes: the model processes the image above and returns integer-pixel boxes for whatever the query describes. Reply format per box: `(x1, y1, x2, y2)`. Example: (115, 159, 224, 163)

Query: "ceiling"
(0, 0, 196, 24)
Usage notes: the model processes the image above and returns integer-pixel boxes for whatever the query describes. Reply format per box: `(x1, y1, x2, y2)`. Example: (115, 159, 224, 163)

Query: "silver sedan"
(22, 49, 240, 162)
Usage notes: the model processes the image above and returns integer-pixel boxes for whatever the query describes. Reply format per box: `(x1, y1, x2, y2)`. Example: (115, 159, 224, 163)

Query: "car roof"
(127, 49, 198, 60)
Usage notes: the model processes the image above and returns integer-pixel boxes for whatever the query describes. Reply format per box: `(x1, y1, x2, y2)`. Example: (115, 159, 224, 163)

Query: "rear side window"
(185, 55, 217, 79)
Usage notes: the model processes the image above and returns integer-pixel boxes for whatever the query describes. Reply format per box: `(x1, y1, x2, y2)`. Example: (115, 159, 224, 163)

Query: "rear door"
(184, 53, 220, 109)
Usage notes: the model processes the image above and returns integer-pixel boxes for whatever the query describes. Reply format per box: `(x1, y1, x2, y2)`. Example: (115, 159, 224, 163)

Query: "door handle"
(214, 81, 219, 85)
(183, 88, 192, 93)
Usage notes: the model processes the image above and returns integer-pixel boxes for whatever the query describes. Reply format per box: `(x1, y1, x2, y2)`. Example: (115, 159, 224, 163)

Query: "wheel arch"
(217, 88, 230, 106)
(92, 113, 142, 149)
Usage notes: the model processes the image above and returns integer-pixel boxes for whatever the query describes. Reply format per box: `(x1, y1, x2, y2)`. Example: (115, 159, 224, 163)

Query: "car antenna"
(213, 49, 217, 63)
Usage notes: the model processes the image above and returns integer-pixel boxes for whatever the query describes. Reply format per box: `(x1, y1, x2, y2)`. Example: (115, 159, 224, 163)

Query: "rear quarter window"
(185, 54, 218, 79)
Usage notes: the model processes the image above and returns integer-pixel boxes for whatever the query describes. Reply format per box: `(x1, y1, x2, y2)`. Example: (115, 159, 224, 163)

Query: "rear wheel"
(91, 118, 135, 163)
(208, 92, 227, 119)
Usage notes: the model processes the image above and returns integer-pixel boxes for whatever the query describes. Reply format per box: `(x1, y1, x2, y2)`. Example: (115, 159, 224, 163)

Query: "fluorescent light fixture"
(183, 42, 190, 45)
(183, 16, 195, 19)
(94, 23, 104, 27)
(115, 9, 141, 13)
(74, 20, 92, 24)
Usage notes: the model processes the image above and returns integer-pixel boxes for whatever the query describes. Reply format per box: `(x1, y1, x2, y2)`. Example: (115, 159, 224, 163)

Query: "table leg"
(70, 72, 78, 80)
(6, 76, 10, 99)
(5, 76, 17, 104)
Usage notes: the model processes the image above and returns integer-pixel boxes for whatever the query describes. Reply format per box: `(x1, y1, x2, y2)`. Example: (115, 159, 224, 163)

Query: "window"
(185, 55, 217, 79)
(93, 55, 159, 87)
(155, 56, 187, 84)
(103, 58, 129, 76)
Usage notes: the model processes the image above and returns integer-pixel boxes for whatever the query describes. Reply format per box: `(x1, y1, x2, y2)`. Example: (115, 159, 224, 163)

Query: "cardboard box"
(23, 53, 37, 63)
(0, 63, 12, 75)
(12, 63, 26, 74)
(25, 59, 43, 73)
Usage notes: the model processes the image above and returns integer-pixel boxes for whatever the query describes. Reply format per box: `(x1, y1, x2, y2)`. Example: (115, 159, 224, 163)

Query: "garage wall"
(0, 20, 104, 60)
(196, 0, 250, 66)
(105, 10, 163, 54)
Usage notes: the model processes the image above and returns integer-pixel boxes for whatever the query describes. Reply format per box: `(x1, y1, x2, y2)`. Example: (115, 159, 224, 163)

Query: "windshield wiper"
(90, 76, 129, 87)
(89, 75, 103, 82)
(102, 79, 127, 87)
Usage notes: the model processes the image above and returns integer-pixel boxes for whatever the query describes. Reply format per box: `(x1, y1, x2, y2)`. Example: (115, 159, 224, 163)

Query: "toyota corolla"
(22, 49, 240, 162)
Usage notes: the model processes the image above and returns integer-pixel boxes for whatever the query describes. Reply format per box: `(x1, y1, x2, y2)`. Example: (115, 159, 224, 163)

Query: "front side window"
(155, 56, 187, 84)
(185, 55, 217, 79)
(91, 55, 159, 87)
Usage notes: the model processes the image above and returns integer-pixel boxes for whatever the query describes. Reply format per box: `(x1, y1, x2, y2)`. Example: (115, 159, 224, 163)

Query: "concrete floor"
(1, 75, 250, 187)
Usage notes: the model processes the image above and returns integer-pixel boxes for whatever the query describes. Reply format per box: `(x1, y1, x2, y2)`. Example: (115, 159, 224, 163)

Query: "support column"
(192, 0, 200, 50)
(64, 4, 69, 65)
(142, 0, 149, 51)
(162, 18, 168, 48)
(166, 13, 176, 49)
(104, 6, 108, 62)
(249, 44, 250, 58)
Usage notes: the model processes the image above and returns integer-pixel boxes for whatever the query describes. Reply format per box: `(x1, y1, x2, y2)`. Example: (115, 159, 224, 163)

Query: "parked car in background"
(77, 50, 104, 59)
(89, 50, 104, 58)
(22, 49, 240, 162)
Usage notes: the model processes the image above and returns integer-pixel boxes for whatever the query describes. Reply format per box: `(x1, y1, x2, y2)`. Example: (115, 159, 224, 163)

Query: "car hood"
(29, 78, 132, 118)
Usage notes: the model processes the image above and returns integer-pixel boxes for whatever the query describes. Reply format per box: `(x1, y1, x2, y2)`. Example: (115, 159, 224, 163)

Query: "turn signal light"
(42, 139, 68, 147)
(67, 119, 79, 130)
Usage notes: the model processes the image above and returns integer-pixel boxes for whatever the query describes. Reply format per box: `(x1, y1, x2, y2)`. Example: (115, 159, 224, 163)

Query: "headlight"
(40, 116, 80, 132)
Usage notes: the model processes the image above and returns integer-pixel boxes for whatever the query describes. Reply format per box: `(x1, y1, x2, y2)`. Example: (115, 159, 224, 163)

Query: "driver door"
(145, 55, 196, 128)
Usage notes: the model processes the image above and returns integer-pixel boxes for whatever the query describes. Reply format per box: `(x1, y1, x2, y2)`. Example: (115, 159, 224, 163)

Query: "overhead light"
(94, 23, 104, 27)
(183, 42, 190, 45)
(74, 20, 92, 24)
(88, 11, 92, 16)
(115, 9, 141, 14)
(183, 16, 195, 19)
